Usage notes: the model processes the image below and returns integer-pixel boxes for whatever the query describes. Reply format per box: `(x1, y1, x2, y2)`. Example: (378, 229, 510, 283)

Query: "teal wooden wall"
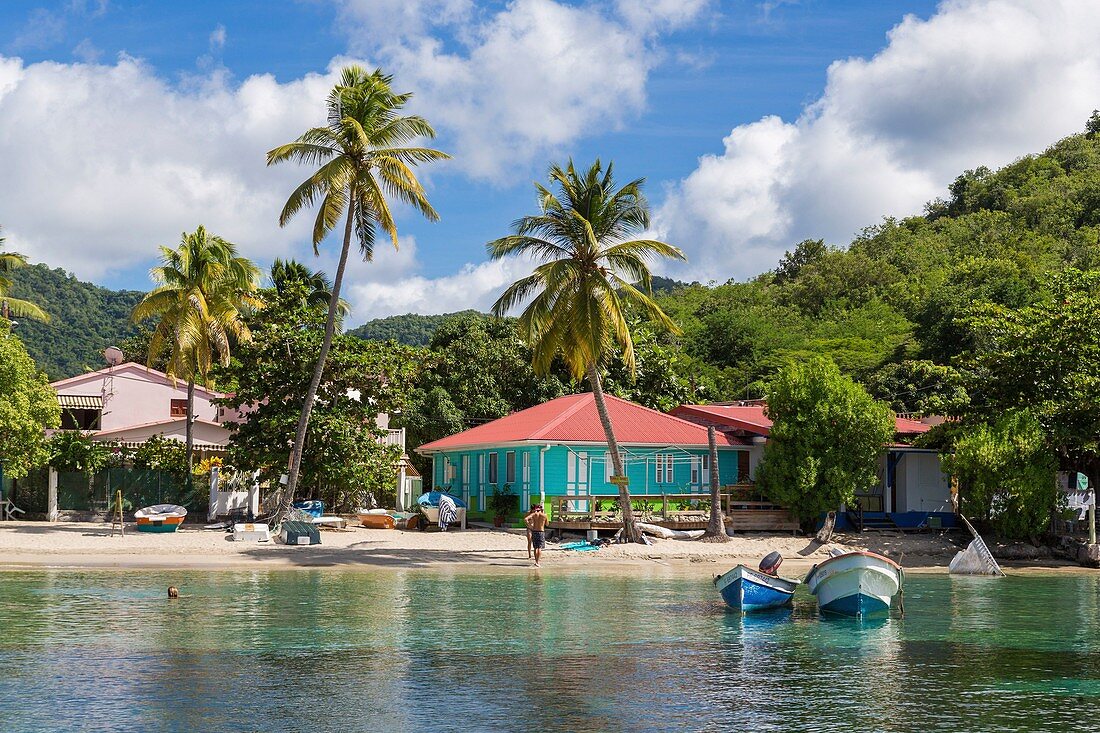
(428, 443, 750, 511)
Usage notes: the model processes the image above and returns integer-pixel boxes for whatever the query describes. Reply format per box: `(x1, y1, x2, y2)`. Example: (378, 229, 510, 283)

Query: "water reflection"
(0, 570, 1099, 732)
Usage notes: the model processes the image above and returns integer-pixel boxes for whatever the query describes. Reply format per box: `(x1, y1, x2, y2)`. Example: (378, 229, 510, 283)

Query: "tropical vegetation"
(266, 64, 448, 516)
(130, 226, 261, 476)
(0, 228, 50, 324)
(755, 358, 896, 526)
(217, 274, 420, 511)
(0, 320, 60, 479)
(488, 160, 686, 542)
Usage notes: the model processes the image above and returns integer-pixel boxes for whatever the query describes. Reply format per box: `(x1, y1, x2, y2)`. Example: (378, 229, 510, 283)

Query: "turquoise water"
(1, 569, 1098, 732)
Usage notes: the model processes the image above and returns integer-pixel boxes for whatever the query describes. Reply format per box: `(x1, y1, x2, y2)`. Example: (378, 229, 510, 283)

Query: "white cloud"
(344, 237, 536, 320)
(616, 0, 715, 33)
(0, 54, 355, 279)
(655, 0, 1100, 282)
(337, 0, 712, 179)
(209, 24, 227, 51)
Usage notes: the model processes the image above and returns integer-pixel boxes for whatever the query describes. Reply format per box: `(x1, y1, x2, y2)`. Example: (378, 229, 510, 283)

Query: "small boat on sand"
(714, 552, 799, 612)
(805, 550, 903, 617)
(357, 509, 395, 529)
(134, 504, 187, 533)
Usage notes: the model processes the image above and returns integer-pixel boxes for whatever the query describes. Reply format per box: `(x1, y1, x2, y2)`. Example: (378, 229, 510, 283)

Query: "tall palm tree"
(131, 226, 261, 477)
(488, 160, 686, 543)
(269, 258, 349, 318)
(0, 228, 49, 323)
(267, 65, 449, 515)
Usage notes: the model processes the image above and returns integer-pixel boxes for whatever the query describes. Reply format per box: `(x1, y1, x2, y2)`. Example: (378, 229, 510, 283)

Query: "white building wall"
(898, 452, 951, 513)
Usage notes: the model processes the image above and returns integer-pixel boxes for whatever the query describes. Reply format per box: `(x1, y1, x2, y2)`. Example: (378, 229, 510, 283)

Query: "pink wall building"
(50, 362, 236, 451)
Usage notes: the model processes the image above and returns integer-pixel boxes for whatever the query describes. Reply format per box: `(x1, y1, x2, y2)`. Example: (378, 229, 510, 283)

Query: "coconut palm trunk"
(587, 363, 639, 542)
(281, 202, 355, 516)
(704, 425, 730, 540)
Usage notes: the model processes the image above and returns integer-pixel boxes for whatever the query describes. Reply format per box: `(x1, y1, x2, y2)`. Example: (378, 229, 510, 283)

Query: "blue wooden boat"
(714, 564, 799, 612)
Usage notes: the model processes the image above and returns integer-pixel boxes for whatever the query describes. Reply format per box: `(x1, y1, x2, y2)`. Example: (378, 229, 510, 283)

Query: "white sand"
(0, 520, 968, 573)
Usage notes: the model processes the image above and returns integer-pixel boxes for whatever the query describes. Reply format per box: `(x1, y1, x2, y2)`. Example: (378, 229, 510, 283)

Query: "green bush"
(941, 410, 1061, 539)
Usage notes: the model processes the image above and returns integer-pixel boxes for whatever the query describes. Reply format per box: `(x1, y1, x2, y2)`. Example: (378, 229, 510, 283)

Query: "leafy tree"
(267, 65, 448, 516)
(131, 226, 261, 477)
(755, 357, 895, 525)
(963, 268, 1100, 479)
(270, 258, 348, 318)
(0, 228, 49, 323)
(865, 360, 969, 416)
(218, 283, 422, 512)
(488, 159, 686, 542)
(773, 238, 828, 284)
(47, 431, 117, 474)
(602, 321, 718, 411)
(131, 435, 189, 476)
(941, 411, 1059, 539)
(0, 322, 60, 478)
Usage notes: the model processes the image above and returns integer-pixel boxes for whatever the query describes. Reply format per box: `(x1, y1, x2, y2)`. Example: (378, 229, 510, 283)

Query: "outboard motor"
(759, 551, 783, 576)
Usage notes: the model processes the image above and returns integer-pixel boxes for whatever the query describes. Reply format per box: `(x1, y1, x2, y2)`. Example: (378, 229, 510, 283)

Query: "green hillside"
(345, 310, 485, 346)
(653, 122, 1100, 409)
(5, 264, 145, 380)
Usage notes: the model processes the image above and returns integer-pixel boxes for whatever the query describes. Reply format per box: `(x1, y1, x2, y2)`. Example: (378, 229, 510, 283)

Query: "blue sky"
(1, 1, 1096, 324)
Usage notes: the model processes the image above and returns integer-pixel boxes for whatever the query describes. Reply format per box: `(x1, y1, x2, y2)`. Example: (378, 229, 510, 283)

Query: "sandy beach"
(0, 520, 979, 573)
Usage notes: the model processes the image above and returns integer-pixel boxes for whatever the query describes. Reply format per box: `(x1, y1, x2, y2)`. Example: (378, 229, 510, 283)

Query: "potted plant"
(488, 484, 518, 527)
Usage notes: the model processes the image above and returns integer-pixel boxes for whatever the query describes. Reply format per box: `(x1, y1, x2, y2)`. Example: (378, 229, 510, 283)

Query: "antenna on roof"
(104, 346, 124, 366)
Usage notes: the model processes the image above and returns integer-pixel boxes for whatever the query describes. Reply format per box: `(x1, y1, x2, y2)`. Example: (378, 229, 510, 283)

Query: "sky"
(1, 0, 1098, 327)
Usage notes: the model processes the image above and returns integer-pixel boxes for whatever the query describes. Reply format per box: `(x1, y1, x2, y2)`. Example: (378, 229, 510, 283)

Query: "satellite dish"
(104, 346, 124, 366)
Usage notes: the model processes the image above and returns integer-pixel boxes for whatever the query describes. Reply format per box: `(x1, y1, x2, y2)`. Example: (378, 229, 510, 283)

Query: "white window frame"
(478, 454, 486, 511)
(521, 452, 531, 510)
(691, 457, 700, 485)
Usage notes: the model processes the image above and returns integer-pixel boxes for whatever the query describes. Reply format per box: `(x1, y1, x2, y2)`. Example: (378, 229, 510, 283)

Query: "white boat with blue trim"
(805, 550, 903, 617)
(714, 552, 799, 612)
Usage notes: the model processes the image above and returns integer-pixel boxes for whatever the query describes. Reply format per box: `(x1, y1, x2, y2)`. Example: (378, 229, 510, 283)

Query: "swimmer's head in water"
(167, 586, 179, 598)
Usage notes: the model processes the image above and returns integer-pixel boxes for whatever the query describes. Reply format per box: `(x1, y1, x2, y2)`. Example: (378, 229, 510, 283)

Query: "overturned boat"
(805, 550, 903, 617)
(134, 504, 187, 533)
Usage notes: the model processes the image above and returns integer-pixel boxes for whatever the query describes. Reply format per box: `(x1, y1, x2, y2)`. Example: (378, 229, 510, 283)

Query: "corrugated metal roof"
(57, 394, 103, 410)
(417, 393, 748, 452)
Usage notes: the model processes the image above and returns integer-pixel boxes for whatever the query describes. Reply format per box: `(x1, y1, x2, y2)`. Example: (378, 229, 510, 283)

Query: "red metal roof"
(671, 404, 932, 437)
(417, 393, 747, 452)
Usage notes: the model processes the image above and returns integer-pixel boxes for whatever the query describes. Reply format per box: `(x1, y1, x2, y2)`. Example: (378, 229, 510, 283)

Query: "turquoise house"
(416, 393, 750, 517)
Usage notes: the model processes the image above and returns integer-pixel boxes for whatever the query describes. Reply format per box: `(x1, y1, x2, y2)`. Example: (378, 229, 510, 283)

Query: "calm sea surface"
(1, 568, 1098, 733)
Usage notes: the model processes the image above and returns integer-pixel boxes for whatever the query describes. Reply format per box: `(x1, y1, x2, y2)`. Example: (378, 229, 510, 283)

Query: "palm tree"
(269, 258, 349, 318)
(131, 226, 261, 477)
(0, 228, 49, 323)
(266, 65, 449, 515)
(488, 160, 686, 543)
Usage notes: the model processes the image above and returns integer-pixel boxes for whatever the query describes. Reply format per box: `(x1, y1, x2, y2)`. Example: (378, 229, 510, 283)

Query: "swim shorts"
(531, 530, 545, 549)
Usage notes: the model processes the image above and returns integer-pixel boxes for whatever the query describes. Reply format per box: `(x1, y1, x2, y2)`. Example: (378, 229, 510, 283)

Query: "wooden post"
(47, 467, 59, 522)
(1090, 494, 1096, 545)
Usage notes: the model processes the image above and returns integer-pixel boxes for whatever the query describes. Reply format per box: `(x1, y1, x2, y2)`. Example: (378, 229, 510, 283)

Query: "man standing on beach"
(525, 504, 548, 567)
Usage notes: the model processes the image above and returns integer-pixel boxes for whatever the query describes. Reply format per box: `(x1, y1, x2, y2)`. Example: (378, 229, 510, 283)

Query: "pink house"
(50, 362, 237, 452)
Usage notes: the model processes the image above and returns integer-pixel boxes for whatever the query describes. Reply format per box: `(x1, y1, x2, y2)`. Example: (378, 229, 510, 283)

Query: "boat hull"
(134, 504, 187, 533)
(805, 551, 902, 618)
(135, 516, 185, 533)
(358, 513, 396, 529)
(714, 565, 799, 612)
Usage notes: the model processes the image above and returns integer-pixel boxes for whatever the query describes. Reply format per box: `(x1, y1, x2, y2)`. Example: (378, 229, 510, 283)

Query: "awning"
(57, 394, 103, 410)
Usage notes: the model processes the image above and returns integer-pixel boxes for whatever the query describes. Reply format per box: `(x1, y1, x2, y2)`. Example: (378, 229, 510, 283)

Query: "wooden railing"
(548, 484, 793, 527)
